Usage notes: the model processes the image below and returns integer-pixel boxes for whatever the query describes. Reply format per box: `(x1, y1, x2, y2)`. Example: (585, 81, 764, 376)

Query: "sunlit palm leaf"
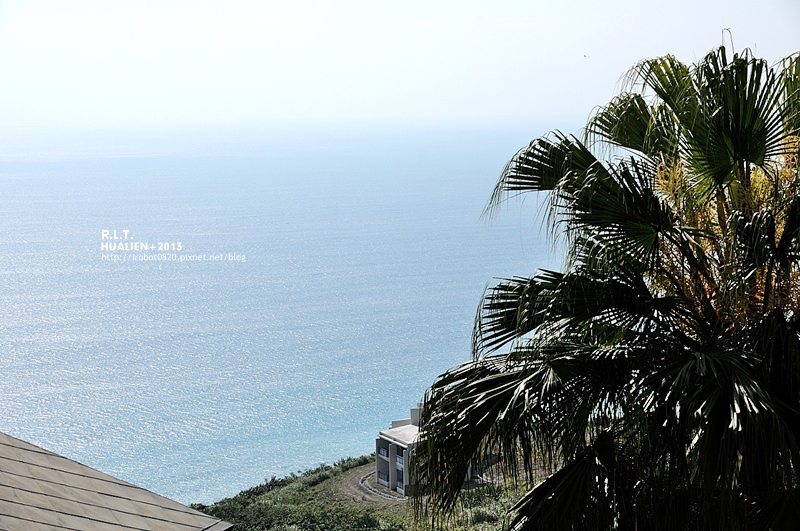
(587, 93, 680, 162)
(782, 53, 800, 133)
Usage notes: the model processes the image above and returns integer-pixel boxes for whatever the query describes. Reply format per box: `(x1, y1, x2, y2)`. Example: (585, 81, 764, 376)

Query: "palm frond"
(414, 44, 800, 531)
(782, 53, 800, 134)
(484, 132, 599, 225)
(507, 430, 618, 531)
(586, 92, 680, 162)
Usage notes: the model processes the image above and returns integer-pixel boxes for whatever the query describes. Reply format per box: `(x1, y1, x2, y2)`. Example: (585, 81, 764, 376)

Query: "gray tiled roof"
(0, 431, 232, 530)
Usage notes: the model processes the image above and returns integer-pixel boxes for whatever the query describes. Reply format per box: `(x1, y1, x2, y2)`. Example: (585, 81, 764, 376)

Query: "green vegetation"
(194, 455, 526, 531)
(194, 456, 401, 531)
(414, 45, 800, 531)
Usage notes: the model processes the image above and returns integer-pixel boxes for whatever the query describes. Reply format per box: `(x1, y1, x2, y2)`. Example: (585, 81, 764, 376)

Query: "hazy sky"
(0, 0, 798, 130)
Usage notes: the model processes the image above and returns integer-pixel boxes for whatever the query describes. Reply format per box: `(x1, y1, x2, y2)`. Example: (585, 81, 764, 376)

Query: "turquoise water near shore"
(0, 126, 559, 504)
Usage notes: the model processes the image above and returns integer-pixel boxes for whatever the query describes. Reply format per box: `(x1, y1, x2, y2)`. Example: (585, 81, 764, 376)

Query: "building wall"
(375, 437, 415, 495)
(376, 438, 391, 487)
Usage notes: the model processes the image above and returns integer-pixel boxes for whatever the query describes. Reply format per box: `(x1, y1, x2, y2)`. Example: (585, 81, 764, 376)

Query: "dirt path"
(358, 471, 406, 502)
(327, 464, 406, 504)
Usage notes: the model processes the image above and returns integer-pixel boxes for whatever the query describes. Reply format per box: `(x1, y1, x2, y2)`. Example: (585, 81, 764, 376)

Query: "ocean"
(0, 125, 560, 504)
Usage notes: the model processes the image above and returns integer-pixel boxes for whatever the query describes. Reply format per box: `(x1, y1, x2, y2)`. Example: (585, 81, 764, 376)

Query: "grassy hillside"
(193, 455, 524, 531)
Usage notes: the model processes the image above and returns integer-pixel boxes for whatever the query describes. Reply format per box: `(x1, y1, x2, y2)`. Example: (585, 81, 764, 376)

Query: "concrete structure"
(376, 405, 421, 496)
(0, 431, 232, 530)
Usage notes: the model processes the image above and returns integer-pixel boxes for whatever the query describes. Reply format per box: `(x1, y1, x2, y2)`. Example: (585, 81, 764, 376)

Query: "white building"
(375, 405, 421, 496)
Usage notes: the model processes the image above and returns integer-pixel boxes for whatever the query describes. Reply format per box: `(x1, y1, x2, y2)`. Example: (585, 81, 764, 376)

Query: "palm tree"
(413, 46, 800, 530)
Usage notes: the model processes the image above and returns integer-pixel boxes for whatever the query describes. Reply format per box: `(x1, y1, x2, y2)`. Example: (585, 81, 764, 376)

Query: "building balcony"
(396, 455, 404, 466)
(377, 448, 389, 459)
